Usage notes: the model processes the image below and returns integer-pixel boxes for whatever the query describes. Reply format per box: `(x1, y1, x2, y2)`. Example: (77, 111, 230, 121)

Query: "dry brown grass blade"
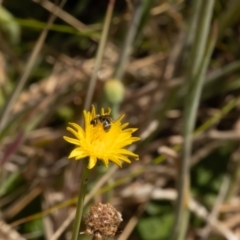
(117, 204, 145, 240)
(49, 165, 118, 240)
(118, 186, 238, 240)
(0, 0, 66, 132)
(4, 186, 42, 219)
(0, 220, 26, 240)
(32, 0, 100, 41)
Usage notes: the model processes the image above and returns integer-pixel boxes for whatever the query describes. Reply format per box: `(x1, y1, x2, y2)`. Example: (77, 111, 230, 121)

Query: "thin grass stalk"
(185, 0, 202, 49)
(32, 0, 87, 29)
(201, 175, 230, 240)
(1, 17, 99, 37)
(188, 1, 213, 78)
(114, 0, 145, 81)
(84, 0, 115, 111)
(154, 96, 238, 165)
(9, 166, 118, 238)
(71, 162, 90, 240)
(218, 0, 240, 39)
(206, 60, 240, 83)
(0, 108, 50, 214)
(171, 1, 216, 240)
(49, 166, 118, 240)
(0, 0, 66, 133)
(225, 155, 240, 202)
(136, 0, 203, 158)
(108, 0, 145, 118)
(136, 30, 186, 151)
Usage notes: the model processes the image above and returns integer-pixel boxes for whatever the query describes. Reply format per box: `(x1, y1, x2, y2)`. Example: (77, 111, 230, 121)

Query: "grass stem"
(71, 162, 90, 240)
(84, 0, 115, 111)
(171, 1, 216, 239)
(114, 0, 144, 80)
(0, 0, 66, 133)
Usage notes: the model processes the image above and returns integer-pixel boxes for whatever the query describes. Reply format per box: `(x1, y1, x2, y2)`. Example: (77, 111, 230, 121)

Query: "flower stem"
(71, 162, 90, 240)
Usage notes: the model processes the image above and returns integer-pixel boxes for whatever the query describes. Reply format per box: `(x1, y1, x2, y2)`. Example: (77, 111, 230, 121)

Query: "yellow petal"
(68, 122, 82, 132)
(117, 155, 131, 163)
(116, 114, 125, 123)
(69, 148, 87, 159)
(66, 127, 79, 139)
(110, 157, 122, 167)
(88, 156, 97, 169)
(101, 157, 109, 168)
(63, 136, 80, 145)
(63, 106, 140, 169)
(121, 123, 129, 129)
(91, 105, 96, 118)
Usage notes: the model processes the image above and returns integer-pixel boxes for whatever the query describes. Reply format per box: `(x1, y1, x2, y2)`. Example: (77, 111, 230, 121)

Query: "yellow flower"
(63, 106, 140, 169)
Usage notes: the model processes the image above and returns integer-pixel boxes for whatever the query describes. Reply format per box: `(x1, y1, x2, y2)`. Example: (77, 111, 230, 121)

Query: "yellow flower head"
(63, 106, 140, 169)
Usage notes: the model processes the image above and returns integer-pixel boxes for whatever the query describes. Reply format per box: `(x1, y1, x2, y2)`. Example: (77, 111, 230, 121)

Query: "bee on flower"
(63, 106, 140, 169)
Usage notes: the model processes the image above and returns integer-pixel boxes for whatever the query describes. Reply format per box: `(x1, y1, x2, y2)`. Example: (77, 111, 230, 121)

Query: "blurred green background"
(1, 0, 240, 240)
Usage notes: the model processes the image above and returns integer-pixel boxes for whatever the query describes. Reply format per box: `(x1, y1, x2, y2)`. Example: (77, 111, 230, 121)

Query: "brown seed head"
(85, 203, 122, 239)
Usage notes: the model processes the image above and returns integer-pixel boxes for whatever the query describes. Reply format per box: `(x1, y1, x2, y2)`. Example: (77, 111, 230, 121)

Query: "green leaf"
(0, 170, 21, 197)
(145, 202, 163, 215)
(137, 214, 174, 240)
(0, 6, 20, 45)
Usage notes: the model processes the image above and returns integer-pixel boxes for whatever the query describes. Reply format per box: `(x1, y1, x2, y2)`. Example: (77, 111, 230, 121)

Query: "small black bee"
(90, 115, 112, 132)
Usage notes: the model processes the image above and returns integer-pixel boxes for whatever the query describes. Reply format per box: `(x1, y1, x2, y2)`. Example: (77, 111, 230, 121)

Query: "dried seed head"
(85, 203, 122, 239)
